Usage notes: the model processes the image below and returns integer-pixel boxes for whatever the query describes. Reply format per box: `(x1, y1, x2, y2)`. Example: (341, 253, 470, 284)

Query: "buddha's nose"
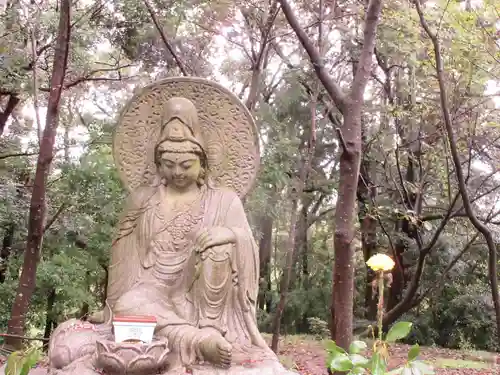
(173, 166, 183, 177)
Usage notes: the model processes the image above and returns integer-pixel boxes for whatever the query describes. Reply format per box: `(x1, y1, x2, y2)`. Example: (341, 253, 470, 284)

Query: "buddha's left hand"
(193, 227, 236, 254)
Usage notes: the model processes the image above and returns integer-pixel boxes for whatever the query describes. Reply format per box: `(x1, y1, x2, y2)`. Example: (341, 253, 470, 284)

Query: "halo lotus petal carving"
(113, 77, 260, 198)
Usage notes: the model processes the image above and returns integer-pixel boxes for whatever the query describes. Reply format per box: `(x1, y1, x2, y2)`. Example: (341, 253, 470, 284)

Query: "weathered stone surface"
(113, 77, 260, 198)
(47, 78, 286, 375)
(185, 360, 297, 375)
(2, 359, 298, 375)
(95, 339, 169, 375)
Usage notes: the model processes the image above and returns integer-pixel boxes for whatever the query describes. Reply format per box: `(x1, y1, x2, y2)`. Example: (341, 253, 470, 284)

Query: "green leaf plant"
(326, 254, 434, 375)
(5, 347, 41, 375)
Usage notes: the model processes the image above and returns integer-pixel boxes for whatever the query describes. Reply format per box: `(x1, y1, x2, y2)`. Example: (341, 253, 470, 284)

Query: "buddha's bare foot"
(199, 334, 232, 368)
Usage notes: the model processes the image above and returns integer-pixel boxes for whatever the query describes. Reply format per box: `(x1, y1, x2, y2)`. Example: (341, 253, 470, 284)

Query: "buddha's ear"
(197, 166, 206, 186)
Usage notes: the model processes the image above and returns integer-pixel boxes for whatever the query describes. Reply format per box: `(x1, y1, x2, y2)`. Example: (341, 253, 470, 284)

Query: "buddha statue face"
(154, 102, 207, 190)
(157, 146, 203, 190)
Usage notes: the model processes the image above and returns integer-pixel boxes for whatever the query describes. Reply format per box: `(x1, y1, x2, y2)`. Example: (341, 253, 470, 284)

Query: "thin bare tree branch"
(0, 94, 20, 136)
(0, 152, 38, 160)
(243, 1, 279, 112)
(43, 203, 68, 233)
(143, 0, 189, 76)
(278, 0, 348, 113)
(0, 333, 48, 342)
(38, 65, 135, 92)
(30, 26, 43, 145)
(412, 0, 500, 340)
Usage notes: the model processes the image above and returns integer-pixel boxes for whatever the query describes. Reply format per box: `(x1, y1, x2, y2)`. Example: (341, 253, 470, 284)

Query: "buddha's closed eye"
(181, 161, 195, 169)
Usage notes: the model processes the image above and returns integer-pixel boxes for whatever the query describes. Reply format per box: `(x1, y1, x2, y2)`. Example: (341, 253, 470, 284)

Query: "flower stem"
(377, 271, 384, 341)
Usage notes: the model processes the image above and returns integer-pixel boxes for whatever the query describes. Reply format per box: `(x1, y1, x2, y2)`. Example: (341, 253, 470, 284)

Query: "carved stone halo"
(113, 77, 260, 198)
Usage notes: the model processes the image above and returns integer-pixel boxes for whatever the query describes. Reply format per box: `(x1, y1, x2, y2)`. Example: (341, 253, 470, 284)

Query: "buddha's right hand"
(193, 227, 236, 254)
(87, 310, 105, 324)
(87, 301, 113, 324)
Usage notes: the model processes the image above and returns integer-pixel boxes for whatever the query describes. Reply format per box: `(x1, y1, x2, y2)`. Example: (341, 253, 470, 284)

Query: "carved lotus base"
(95, 339, 170, 375)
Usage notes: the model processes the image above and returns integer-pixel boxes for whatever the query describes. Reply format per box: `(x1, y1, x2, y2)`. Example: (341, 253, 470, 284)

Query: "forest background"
(0, 0, 499, 361)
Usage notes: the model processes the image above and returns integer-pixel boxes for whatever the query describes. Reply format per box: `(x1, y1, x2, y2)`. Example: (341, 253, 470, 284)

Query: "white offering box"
(113, 315, 157, 343)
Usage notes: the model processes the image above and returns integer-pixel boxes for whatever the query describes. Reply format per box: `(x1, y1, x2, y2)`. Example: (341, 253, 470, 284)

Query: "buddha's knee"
(201, 244, 233, 263)
(112, 284, 161, 316)
(199, 244, 235, 288)
(49, 319, 101, 369)
(112, 287, 145, 314)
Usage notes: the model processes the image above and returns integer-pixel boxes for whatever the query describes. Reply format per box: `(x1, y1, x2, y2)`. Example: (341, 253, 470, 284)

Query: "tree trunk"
(279, 0, 383, 355)
(0, 94, 20, 136)
(43, 288, 56, 342)
(332, 106, 362, 349)
(290, 201, 311, 333)
(332, 0, 384, 351)
(0, 170, 32, 284)
(79, 270, 91, 319)
(257, 215, 273, 312)
(388, 64, 420, 311)
(300, 238, 310, 332)
(6, 0, 71, 348)
(382, 194, 460, 326)
(0, 0, 23, 135)
(270, 169, 309, 351)
(0, 222, 15, 283)
(388, 240, 406, 311)
(357, 146, 377, 320)
(100, 264, 108, 307)
(270, 96, 317, 353)
(297, 204, 312, 333)
(290, 198, 312, 291)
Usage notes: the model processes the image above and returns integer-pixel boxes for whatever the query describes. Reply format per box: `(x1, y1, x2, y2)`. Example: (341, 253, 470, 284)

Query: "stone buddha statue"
(47, 78, 292, 375)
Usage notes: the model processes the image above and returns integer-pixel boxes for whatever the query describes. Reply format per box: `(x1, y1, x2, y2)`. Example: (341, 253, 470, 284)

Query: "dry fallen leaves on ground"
(273, 335, 499, 375)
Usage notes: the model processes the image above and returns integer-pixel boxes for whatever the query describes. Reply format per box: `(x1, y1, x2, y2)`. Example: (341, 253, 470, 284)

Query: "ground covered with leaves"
(1, 335, 499, 374)
(272, 335, 500, 375)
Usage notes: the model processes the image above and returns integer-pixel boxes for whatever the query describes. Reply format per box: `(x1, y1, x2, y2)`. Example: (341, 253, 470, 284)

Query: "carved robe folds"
(48, 186, 276, 374)
(48, 78, 294, 375)
(108, 185, 271, 367)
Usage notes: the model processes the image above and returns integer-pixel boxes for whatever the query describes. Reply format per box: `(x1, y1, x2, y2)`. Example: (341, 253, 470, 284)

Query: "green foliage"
(328, 261, 431, 374)
(385, 322, 413, 343)
(5, 347, 41, 375)
(326, 324, 432, 375)
(308, 317, 330, 339)
(1, 0, 499, 359)
(399, 244, 500, 352)
(405, 285, 500, 352)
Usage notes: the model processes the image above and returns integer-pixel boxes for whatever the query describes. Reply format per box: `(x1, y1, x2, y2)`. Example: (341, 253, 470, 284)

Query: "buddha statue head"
(154, 97, 208, 189)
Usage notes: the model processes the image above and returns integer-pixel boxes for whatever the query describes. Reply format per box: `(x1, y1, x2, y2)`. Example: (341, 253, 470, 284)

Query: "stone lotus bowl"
(95, 339, 169, 375)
